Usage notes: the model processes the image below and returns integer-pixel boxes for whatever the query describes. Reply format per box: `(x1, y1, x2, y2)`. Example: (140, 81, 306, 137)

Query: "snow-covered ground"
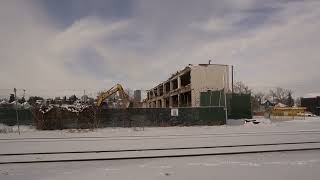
(0, 116, 320, 179)
(0, 116, 319, 139)
(1, 150, 320, 180)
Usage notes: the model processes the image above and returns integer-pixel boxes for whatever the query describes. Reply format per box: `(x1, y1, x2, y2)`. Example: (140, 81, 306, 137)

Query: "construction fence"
(96, 107, 226, 128)
(200, 90, 252, 119)
(0, 108, 33, 126)
(0, 91, 251, 130)
(0, 107, 226, 129)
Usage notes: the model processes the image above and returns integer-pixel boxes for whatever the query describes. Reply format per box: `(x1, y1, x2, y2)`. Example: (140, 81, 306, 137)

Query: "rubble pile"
(34, 104, 97, 130)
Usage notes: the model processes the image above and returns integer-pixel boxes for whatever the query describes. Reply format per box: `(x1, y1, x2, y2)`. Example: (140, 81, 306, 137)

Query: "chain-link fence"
(1, 89, 252, 130)
(0, 106, 226, 130)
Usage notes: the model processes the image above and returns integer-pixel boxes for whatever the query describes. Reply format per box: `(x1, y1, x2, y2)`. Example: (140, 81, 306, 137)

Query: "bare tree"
(252, 92, 265, 111)
(233, 81, 251, 94)
(253, 92, 265, 103)
(269, 87, 293, 105)
(295, 97, 302, 107)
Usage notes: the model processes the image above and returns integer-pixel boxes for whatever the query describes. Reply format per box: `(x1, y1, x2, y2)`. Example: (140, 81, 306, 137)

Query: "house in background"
(252, 99, 276, 116)
(261, 99, 276, 109)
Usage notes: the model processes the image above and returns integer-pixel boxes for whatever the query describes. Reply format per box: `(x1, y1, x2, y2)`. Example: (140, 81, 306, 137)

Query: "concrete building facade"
(146, 64, 229, 108)
(133, 90, 142, 102)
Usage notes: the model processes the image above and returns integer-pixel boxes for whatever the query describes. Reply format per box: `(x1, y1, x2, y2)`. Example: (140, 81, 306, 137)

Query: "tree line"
(7, 94, 91, 106)
(233, 81, 296, 109)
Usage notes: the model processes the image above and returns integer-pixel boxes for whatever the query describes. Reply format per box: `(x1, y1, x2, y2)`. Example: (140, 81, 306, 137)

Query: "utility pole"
(83, 89, 87, 104)
(223, 74, 228, 123)
(22, 89, 26, 108)
(14, 88, 20, 135)
(231, 65, 234, 94)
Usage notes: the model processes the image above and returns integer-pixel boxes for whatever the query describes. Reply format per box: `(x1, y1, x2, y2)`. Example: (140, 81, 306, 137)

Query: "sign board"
(171, 108, 179, 116)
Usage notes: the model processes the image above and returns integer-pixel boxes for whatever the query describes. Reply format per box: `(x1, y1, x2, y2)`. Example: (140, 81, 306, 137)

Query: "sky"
(0, 0, 319, 98)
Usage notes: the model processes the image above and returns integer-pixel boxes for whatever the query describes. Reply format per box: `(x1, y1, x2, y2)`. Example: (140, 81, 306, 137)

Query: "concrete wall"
(190, 64, 229, 107)
(145, 64, 229, 108)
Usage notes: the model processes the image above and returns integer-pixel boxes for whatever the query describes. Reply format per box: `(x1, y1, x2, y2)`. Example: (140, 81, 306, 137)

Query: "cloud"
(0, 0, 320, 98)
(0, 1, 105, 97)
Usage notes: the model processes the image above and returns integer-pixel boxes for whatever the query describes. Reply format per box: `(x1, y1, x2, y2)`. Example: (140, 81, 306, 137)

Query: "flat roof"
(148, 63, 228, 91)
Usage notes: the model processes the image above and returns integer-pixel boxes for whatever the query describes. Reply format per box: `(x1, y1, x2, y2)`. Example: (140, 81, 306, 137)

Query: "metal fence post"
(14, 88, 20, 135)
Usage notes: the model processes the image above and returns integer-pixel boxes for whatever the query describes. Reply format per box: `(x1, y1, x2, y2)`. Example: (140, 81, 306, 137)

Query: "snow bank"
(0, 123, 35, 133)
(282, 116, 320, 123)
(226, 119, 245, 126)
(227, 117, 272, 126)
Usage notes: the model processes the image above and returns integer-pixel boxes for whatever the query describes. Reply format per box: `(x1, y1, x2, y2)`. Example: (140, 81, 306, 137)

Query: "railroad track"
(1, 141, 320, 164)
(1, 130, 320, 143)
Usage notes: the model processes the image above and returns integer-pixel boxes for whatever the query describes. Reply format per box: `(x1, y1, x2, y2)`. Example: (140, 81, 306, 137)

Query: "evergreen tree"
(18, 97, 26, 104)
(27, 96, 44, 105)
(9, 94, 15, 103)
(69, 95, 77, 104)
(62, 96, 67, 104)
(287, 92, 294, 107)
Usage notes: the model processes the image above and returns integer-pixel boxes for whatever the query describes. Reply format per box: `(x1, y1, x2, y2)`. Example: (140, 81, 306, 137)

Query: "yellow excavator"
(96, 84, 131, 108)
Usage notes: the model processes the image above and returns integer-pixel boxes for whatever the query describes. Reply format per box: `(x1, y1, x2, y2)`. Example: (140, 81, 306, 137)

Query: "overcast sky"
(0, 0, 319, 98)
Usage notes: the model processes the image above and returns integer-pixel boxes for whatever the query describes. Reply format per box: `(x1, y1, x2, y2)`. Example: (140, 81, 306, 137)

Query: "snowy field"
(0, 116, 320, 179)
(1, 116, 319, 139)
(1, 150, 320, 180)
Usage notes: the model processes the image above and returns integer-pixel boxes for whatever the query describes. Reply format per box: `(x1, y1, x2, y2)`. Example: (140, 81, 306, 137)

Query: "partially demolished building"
(146, 64, 229, 108)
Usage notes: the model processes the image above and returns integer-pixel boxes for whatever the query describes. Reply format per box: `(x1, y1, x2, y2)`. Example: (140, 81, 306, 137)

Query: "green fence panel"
(0, 108, 34, 126)
(200, 90, 252, 120)
(227, 93, 252, 119)
(199, 107, 226, 125)
(1, 106, 227, 129)
(200, 90, 225, 106)
(96, 107, 226, 128)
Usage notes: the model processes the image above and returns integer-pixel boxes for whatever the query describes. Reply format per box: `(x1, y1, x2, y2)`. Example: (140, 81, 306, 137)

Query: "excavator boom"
(96, 84, 130, 108)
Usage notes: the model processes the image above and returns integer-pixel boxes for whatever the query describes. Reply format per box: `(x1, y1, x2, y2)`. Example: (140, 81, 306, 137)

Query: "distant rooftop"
(303, 93, 320, 98)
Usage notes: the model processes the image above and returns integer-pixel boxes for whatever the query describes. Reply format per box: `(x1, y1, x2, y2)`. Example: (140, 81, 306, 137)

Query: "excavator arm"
(96, 84, 130, 108)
